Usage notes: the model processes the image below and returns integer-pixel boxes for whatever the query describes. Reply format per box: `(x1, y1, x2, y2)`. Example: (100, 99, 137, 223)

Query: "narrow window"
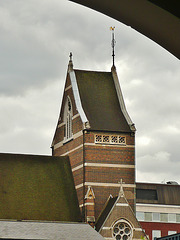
(64, 96, 73, 141)
(176, 214, 180, 223)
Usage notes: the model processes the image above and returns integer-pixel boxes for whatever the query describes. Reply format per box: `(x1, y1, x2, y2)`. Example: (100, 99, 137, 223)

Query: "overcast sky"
(0, 0, 180, 184)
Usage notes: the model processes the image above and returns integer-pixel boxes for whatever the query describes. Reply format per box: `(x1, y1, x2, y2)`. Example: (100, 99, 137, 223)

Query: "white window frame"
(168, 213, 176, 223)
(168, 231, 177, 236)
(160, 213, 168, 222)
(144, 212, 152, 222)
(136, 212, 145, 221)
(153, 212, 160, 222)
(152, 230, 161, 240)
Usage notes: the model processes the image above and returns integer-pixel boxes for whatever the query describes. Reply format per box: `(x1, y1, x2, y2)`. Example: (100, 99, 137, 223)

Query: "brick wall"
(140, 222, 180, 240)
(52, 72, 136, 221)
(52, 73, 84, 210)
(83, 131, 135, 218)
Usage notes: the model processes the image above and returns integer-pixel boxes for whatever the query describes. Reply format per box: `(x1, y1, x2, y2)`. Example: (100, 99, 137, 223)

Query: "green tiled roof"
(75, 70, 131, 132)
(0, 153, 81, 222)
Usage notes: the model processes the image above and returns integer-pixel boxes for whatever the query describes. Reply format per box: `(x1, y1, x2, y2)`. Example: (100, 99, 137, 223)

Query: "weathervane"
(110, 26, 116, 67)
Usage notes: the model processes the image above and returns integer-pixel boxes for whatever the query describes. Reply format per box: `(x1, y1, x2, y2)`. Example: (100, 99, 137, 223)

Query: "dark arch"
(69, 0, 180, 59)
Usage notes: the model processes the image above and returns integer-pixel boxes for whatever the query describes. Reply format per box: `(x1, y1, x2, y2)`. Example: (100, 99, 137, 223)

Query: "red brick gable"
(97, 185, 147, 240)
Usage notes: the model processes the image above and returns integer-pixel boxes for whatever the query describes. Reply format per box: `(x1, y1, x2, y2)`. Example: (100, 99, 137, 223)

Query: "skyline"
(0, 0, 179, 184)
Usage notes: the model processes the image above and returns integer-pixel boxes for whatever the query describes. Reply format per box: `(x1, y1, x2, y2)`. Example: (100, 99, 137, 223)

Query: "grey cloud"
(0, 0, 179, 184)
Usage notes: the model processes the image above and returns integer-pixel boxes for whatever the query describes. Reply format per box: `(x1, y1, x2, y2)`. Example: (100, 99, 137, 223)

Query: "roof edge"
(111, 66, 136, 132)
(68, 68, 90, 129)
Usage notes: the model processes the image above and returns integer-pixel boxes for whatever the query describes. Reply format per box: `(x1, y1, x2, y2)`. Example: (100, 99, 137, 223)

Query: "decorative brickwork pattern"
(95, 134, 126, 145)
(52, 65, 136, 225)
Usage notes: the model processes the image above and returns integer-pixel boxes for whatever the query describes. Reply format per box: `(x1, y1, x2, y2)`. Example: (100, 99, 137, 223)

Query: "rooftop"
(0, 153, 81, 222)
(74, 69, 132, 132)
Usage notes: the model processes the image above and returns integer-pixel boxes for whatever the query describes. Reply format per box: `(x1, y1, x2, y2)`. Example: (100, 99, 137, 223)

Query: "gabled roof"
(0, 221, 105, 240)
(0, 153, 81, 222)
(136, 182, 180, 205)
(68, 60, 135, 133)
(95, 185, 147, 240)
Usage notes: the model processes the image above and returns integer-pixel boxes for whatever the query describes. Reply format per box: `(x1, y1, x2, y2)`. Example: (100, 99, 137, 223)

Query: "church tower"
(51, 53, 136, 222)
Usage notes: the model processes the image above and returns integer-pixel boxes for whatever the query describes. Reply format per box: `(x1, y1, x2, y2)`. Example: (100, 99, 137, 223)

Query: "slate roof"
(0, 153, 81, 222)
(95, 195, 118, 231)
(74, 69, 132, 132)
(136, 182, 180, 205)
(0, 221, 105, 240)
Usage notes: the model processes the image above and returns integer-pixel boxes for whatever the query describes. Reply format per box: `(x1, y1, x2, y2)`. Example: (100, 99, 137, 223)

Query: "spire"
(68, 52, 73, 72)
(110, 26, 116, 67)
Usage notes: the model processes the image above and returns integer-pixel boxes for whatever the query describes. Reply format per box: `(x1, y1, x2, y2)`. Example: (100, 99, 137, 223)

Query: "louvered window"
(95, 134, 126, 145)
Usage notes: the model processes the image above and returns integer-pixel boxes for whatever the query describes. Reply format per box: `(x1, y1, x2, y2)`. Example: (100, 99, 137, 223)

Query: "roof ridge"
(74, 69, 111, 74)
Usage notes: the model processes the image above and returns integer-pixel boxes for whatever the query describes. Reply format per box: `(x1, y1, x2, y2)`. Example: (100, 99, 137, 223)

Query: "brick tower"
(51, 54, 136, 221)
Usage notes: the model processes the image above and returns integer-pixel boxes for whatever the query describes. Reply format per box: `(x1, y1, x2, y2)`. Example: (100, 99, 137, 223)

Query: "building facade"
(136, 182, 180, 240)
(51, 57, 136, 223)
(1, 56, 180, 240)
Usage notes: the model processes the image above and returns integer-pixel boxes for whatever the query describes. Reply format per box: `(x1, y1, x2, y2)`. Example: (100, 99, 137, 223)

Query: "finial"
(118, 179, 125, 197)
(68, 52, 73, 72)
(110, 26, 116, 67)
(69, 52, 72, 61)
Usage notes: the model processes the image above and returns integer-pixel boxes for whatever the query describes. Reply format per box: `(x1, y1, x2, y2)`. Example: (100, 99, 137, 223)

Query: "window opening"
(144, 212, 152, 222)
(153, 212, 160, 222)
(64, 97, 73, 141)
(176, 214, 180, 223)
(152, 230, 161, 240)
(168, 231, 177, 236)
(136, 212, 144, 221)
(168, 213, 176, 222)
(112, 219, 132, 240)
(95, 134, 126, 145)
(136, 189, 158, 200)
(160, 213, 168, 222)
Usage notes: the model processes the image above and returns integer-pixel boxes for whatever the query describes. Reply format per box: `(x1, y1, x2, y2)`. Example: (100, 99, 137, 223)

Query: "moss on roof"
(0, 153, 81, 222)
(75, 70, 131, 132)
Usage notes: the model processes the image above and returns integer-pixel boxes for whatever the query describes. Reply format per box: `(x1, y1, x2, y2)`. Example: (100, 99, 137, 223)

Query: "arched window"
(112, 219, 133, 240)
(64, 96, 73, 141)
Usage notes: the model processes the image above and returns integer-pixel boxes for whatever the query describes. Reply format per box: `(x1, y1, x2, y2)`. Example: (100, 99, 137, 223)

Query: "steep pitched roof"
(0, 153, 81, 222)
(74, 69, 129, 132)
(72, 67, 134, 132)
(0, 221, 105, 240)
